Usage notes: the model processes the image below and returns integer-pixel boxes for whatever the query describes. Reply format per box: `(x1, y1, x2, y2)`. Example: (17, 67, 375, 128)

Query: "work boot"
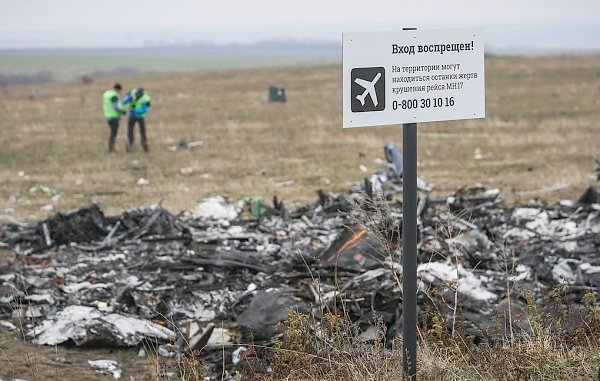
(143, 144, 149, 153)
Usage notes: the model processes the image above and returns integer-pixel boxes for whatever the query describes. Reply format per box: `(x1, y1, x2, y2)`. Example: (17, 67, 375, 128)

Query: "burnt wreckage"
(1, 160, 599, 376)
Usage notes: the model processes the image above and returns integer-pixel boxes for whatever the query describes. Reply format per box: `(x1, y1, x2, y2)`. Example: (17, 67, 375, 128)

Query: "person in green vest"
(102, 83, 126, 153)
(123, 87, 152, 152)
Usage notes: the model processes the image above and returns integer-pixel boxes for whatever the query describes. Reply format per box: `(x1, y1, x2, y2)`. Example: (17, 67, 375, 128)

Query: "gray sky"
(1, 0, 599, 49)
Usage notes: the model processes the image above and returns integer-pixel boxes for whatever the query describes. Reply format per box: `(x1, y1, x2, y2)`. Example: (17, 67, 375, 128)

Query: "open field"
(1, 55, 599, 221)
(0, 54, 599, 380)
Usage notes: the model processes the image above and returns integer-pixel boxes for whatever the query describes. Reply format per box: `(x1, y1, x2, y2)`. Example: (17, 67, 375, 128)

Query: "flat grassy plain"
(1, 55, 599, 221)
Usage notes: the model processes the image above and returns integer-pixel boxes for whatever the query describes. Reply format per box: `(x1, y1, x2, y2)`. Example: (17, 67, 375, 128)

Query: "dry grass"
(1, 55, 599, 221)
(241, 304, 600, 381)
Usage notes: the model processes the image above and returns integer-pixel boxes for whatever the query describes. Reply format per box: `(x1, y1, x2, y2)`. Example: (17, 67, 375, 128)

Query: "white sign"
(343, 28, 485, 128)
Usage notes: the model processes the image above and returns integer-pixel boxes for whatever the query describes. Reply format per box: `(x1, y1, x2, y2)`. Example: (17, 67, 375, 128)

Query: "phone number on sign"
(392, 97, 455, 110)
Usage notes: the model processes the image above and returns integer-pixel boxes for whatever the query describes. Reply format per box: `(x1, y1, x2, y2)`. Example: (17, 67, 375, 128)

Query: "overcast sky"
(1, 0, 599, 49)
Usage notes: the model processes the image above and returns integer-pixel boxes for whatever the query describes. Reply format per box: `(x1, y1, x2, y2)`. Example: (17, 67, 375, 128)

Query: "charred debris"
(0, 147, 599, 377)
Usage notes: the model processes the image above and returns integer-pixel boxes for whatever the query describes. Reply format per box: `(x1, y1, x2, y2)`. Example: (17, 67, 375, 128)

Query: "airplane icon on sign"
(354, 72, 382, 107)
(351, 67, 385, 112)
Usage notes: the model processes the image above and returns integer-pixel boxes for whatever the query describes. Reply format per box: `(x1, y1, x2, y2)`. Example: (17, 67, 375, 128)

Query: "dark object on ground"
(384, 141, 403, 180)
(237, 291, 308, 340)
(268, 86, 286, 102)
(319, 227, 388, 271)
(578, 186, 600, 204)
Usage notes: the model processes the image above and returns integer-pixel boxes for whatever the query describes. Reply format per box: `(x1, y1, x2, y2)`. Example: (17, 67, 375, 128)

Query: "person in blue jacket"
(123, 88, 151, 152)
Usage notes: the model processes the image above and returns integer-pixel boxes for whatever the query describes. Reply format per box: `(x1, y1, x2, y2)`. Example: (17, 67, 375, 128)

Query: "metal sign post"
(402, 121, 417, 380)
(342, 26, 485, 381)
(401, 26, 418, 379)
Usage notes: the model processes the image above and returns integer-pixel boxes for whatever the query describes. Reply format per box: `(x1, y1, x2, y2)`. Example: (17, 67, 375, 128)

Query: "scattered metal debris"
(0, 174, 599, 377)
(168, 138, 204, 152)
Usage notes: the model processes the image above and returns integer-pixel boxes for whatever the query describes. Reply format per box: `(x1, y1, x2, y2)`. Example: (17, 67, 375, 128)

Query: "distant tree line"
(0, 67, 139, 87)
(88, 66, 138, 79)
(0, 71, 54, 87)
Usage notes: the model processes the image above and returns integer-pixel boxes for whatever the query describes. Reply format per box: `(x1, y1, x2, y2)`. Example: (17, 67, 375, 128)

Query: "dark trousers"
(107, 118, 119, 152)
(127, 117, 148, 152)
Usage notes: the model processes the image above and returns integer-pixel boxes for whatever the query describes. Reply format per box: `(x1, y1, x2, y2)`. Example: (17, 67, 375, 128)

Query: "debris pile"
(1, 181, 599, 376)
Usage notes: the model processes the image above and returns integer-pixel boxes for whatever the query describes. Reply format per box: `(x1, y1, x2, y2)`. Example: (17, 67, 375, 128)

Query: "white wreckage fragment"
(88, 359, 122, 379)
(30, 305, 175, 346)
(60, 281, 109, 294)
(194, 196, 238, 221)
(552, 259, 600, 284)
(551, 259, 578, 284)
(511, 208, 580, 238)
(418, 261, 497, 302)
